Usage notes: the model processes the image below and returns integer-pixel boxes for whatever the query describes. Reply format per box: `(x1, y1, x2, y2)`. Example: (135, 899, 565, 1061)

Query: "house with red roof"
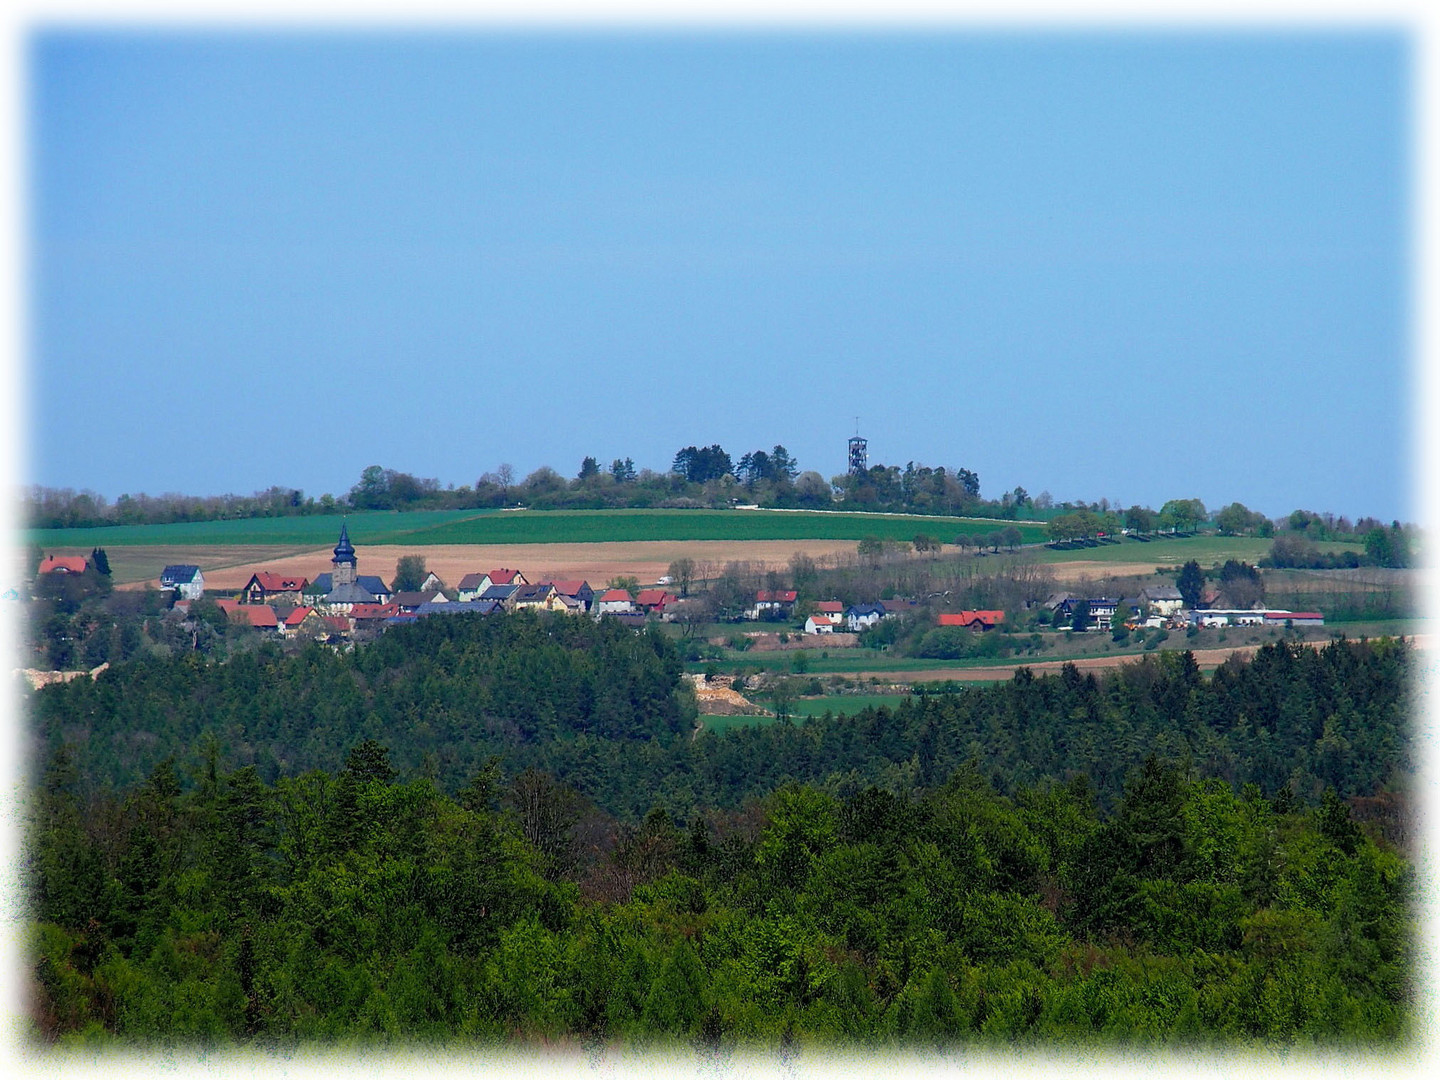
(937, 610, 1007, 630)
(812, 600, 844, 615)
(635, 589, 678, 616)
(348, 603, 400, 634)
(748, 590, 798, 621)
(512, 583, 568, 613)
(487, 569, 528, 587)
(39, 555, 88, 575)
(804, 613, 838, 634)
(594, 589, 635, 616)
(216, 598, 280, 631)
(540, 580, 595, 611)
(282, 606, 321, 637)
(240, 571, 310, 606)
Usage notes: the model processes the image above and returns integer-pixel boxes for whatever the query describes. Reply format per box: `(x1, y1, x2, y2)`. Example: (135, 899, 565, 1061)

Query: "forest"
(22, 612, 1417, 1049)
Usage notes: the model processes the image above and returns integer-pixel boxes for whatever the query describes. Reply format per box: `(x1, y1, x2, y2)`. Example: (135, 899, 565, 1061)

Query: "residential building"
(159, 564, 205, 600)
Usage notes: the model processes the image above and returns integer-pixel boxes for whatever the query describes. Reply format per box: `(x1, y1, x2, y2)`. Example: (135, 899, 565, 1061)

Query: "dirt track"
(140, 540, 862, 592)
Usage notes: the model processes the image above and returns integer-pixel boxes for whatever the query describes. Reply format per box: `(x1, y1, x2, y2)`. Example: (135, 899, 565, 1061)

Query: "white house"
(845, 603, 887, 632)
(159, 565, 205, 600)
(594, 589, 635, 616)
(804, 613, 837, 634)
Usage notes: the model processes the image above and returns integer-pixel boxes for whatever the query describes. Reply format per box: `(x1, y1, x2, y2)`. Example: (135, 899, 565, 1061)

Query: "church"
(308, 521, 393, 612)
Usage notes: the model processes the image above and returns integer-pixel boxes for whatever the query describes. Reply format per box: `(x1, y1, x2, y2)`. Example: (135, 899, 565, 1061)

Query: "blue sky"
(25, 28, 1412, 521)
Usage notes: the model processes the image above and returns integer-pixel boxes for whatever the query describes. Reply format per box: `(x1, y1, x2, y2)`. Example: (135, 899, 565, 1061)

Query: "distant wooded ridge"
(23, 452, 1409, 534)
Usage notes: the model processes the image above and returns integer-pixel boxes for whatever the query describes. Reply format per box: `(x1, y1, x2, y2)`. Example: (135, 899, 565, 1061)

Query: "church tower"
(332, 520, 357, 587)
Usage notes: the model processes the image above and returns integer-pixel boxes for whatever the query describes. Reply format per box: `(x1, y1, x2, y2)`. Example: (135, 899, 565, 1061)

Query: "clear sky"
(25, 27, 1412, 521)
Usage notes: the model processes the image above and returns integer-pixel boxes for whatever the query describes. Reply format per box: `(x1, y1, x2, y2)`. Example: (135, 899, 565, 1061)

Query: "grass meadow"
(30, 507, 1049, 550)
(698, 694, 912, 734)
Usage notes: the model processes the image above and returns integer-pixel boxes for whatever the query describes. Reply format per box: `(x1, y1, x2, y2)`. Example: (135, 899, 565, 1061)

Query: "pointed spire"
(333, 517, 355, 564)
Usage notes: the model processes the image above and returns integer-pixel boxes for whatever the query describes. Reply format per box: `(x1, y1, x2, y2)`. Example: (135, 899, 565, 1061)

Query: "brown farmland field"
(111, 540, 862, 592)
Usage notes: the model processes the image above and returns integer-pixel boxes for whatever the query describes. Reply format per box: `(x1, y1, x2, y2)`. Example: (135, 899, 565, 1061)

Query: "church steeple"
(332, 519, 357, 586)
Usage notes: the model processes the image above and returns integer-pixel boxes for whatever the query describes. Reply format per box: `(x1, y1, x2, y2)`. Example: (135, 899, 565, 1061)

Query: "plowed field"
(116, 540, 862, 591)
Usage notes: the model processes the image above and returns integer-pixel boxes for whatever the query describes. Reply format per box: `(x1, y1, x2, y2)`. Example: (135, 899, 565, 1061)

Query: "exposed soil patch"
(687, 674, 767, 715)
(738, 632, 860, 652)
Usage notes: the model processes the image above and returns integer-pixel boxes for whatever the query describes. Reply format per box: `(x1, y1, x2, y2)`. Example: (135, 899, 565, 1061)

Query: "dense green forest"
(22, 614, 1418, 1049)
(28, 746, 1412, 1048)
(28, 613, 1413, 819)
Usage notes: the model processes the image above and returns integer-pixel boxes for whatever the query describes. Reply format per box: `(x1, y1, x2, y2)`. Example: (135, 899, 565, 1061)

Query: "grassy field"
(682, 619, 1384, 680)
(26, 510, 473, 548)
(28, 507, 1050, 550)
(698, 694, 910, 734)
(1032, 534, 1364, 569)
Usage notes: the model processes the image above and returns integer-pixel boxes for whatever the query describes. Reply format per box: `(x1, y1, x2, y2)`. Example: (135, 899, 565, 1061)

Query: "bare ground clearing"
(115, 540, 862, 592)
(1045, 559, 1179, 579)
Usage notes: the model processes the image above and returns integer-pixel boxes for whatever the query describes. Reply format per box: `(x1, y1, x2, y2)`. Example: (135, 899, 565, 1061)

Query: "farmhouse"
(480, 583, 521, 609)
(845, 602, 887, 632)
(937, 610, 1006, 631)
(456, 573, 493, 601)
(749, 589, 798, 621)
(240, 571, 309, 606)
(216, 599, 279, 632)
(159, 564, 205, 600)
(393, 590, 447, 613)
(1137, 585, 1185, 616)
(635, 589, 678, 616)
(41, 555, 88, 575)
(512, 583, 569, 613)
(594, 589, 636, 616)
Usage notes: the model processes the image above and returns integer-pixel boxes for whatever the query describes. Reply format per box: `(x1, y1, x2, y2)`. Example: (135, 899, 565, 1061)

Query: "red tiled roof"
(250, 571, 308, 592)
(39, 555, 87, 574)
(350, 603, 399, 620)
(938, 610, 1006, 627)
(814, 600, 844, 613)
(458, 572, 489, 590)
(321, 616, 350, 633)
(488, 569, 522, 585)
(635, 589, 675, 607)
(229, 604, 278, 628)
(284, 606, 315, 627)
(598, 589, 632, 602)
(541, 580, 589, 596)
(807, 614, 837, 626)
(756, 590, 798, 603)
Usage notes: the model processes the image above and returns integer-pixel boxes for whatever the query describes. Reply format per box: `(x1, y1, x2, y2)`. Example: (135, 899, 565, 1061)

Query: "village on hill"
(25, 516, 1330, 672)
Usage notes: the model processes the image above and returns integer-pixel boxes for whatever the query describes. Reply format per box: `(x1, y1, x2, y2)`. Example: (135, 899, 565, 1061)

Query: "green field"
(1032, 534, 1363, 568)
(698, 693, 910, 734)
(686, 649, 1053, 677)
(26, 509, 473, 548)
(29, 507, 1048, 548)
